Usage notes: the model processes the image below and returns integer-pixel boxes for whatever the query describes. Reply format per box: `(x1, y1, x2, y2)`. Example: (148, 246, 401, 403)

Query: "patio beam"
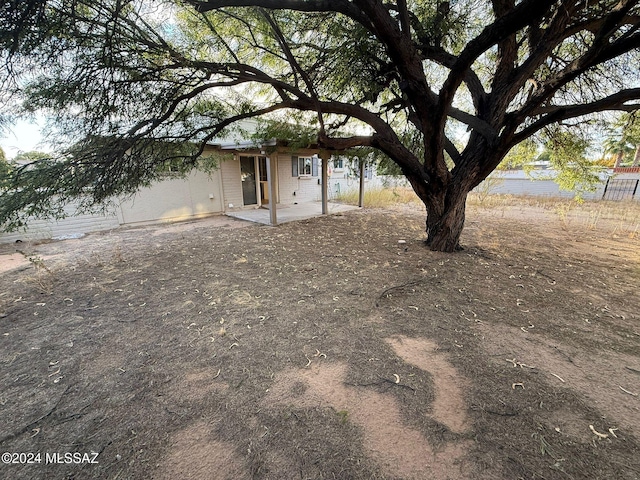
(266, 155, 277, 226)
(320, 150, 329, 215)
(359, 159, 365, 208)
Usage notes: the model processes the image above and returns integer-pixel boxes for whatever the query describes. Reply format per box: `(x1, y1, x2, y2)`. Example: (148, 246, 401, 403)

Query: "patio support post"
(320, 150, 329, 215)
(266, 155, 277, 226)
(359, 158, 365, 208)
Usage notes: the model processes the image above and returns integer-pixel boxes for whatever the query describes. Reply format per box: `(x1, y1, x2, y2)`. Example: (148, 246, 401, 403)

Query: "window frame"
(298, 156, 313, 176)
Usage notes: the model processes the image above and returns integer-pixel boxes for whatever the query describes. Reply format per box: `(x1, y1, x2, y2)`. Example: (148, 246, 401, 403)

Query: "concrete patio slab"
(225, 202, 359, 225)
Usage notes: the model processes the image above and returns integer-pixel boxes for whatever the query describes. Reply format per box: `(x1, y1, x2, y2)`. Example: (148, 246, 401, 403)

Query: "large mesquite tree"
(1, 0, 639, 251)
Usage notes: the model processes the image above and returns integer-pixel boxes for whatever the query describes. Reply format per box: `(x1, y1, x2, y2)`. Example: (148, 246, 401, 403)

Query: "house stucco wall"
(1, 169, 224, 243)
(117, 170, 223, 225)
(219, 156, 244, 209)
(0, 204, 120, 244)
(277, 154, 322, 204)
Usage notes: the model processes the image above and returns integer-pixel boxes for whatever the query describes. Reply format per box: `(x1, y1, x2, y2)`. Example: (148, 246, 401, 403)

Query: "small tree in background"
(605, 113, 640, 167)
(603, 136, 633, 167)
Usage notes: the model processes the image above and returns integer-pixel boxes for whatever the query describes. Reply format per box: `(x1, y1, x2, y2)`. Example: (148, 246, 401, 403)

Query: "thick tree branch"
(511, 88, 640, 145)
(432, 0, 557, 176)
(499, 0, 578, 113)
(187, 0, 374, 30)
(494, 2, 640, 152)
(396, 0, 411, 37)
(509, 32, 640, 135)
(302, 99, 427, 181)
(440, 0, 557, 107)
(563, 14, 640, 40)
(444, 137, 461, 165)
(351, 0, 436, 111)
(448, 108, 498, 144)
(317, 132, 373, 150)
(171, 56, 426, 161)
(490, 0, 517, 99)
(378, 96, 497, 143)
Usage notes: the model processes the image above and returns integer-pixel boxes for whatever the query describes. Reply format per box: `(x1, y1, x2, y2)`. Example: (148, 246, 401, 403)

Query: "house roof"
(209, 138, 278, 150)
(204, 119, 320, 152)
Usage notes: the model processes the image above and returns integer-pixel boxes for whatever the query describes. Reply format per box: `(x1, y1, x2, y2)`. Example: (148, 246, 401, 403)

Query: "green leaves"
(252, 118, 318, 151)
(0, 137, 212, 231)
(604, 112, 640, 166)
(544, 129, 602, 199)
(501, 139, 539, 171)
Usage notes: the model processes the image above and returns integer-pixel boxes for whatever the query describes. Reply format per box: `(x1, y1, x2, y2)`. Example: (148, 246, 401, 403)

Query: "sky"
(0, 118, 51, 159)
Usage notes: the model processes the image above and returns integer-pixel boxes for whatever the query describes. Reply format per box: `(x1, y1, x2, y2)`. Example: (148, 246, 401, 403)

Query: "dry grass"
(337, 187, 640, 237)
(467, 194, 640, 236)
(336, 187, 424, 209)
(15, 250, 55, 294)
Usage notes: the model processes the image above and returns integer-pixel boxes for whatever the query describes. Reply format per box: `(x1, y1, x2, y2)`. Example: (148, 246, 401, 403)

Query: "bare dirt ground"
(0, 202, 639, 479)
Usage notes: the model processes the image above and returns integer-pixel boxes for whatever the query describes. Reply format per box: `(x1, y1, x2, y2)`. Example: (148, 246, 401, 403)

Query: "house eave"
(207, 138, 321, 152)
(207, 139, 278, 150)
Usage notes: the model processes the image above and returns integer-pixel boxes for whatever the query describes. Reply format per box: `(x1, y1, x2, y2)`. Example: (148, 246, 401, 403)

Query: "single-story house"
(0, 138, 356, 243)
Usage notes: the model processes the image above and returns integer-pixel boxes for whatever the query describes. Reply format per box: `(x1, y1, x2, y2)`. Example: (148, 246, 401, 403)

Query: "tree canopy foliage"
(0, 147, 9, 187)
(499, 127, 606, 198)
(604, 112, 640, 166)
(1, 0, 639, 250)
(12, 150, 51, 163)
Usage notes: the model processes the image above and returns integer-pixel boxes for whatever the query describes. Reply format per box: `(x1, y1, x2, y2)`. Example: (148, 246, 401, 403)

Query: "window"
(292, 156, 318, 177)
(298, 156, 313, 176)
(333, 158, 344, 170)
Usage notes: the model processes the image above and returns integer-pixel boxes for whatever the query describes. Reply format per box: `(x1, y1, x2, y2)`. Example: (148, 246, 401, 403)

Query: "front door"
(240, 156, 257, 205)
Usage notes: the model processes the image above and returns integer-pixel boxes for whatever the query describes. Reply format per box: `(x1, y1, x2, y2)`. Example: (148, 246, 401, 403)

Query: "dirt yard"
(0, 201, 639, 479)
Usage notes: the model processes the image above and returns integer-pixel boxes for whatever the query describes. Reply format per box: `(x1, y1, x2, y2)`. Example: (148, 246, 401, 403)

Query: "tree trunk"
(424, 189, 468, 252)
(633, 145, 640, 167)
(404, 169, 471, 253)
(614, 151, 624, 168)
